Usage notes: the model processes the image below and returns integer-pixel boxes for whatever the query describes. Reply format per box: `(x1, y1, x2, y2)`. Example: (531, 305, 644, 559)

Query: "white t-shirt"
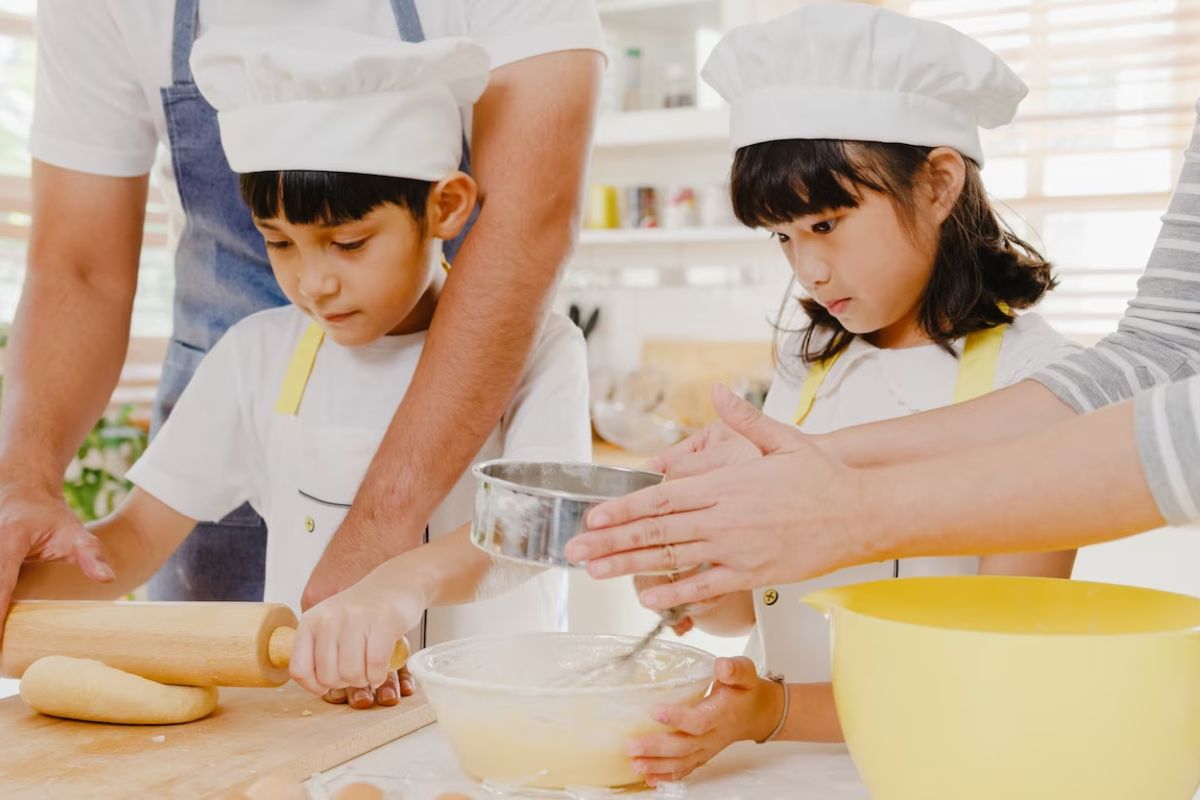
(749, 312, 1082, 680)
(30, 0, 604, 246)
(126, 307, 591, 634)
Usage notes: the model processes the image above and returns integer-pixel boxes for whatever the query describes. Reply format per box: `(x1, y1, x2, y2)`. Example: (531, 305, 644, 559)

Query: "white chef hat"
(191, 27, 490, 180)
(700, 3, 1027, 165)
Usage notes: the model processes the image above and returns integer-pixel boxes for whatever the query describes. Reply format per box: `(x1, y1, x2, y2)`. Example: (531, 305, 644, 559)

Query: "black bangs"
(238, 170, 432, 226)
(730, 139, 888, 228)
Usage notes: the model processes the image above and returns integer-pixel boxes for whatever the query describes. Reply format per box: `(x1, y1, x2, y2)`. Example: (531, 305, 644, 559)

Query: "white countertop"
(306, 723, 871, 800)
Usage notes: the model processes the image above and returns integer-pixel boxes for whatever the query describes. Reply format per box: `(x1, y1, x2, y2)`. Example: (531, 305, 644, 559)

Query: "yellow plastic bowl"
(804, 576, 1200, 800)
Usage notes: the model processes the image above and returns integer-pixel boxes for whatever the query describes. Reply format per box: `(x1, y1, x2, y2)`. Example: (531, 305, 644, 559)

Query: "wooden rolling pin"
(0, 601, 409, 688)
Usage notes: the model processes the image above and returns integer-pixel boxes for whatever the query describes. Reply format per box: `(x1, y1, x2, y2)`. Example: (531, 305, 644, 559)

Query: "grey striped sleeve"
(1032, 98, 1200, 412)
(1134, 376, 1200, 525)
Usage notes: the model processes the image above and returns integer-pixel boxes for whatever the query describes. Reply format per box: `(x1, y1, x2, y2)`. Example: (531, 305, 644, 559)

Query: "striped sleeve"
(1032, 98, 1200, 411)
(1134, 376, 1200, 526)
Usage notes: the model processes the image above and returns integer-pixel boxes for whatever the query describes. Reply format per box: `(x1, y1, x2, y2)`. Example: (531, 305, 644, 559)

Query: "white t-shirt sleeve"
(30, 0, 158, 176)
(994, 312, 1084, 389)
(464, 0, 605, 69)
(501, 312, 592, 462)
(126, 331, 256, 522)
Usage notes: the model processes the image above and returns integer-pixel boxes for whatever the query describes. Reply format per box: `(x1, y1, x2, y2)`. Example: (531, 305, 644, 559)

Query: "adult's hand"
(570, 386, 1172, 612)
(645, 388, 762, 479)
(0, 480, 114, 625)
(565, 386, 874, 611)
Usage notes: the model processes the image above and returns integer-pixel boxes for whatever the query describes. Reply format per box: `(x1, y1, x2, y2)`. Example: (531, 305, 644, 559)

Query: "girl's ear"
(924, 147, 967, 226)
(427, 171, 478, 240)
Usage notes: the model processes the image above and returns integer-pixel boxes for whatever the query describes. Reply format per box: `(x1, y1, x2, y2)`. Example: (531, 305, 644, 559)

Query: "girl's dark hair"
(730, 139, 1057, 366)
(239, 170, 432, 228)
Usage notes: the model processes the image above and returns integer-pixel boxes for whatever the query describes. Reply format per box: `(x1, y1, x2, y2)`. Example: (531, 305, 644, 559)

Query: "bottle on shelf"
(622, 46, 643, 111)
(662, 62, 695, 108)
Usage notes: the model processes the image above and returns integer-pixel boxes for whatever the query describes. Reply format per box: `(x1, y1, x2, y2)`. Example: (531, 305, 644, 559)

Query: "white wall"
(1074, 526, 1200, 598)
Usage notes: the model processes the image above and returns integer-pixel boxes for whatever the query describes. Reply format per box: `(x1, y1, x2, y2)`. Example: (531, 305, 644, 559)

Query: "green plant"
(62, 406, 148, 523)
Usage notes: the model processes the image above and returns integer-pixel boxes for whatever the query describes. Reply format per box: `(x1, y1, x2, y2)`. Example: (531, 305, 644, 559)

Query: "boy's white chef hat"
(700, 3, 1027, 165)
(191, 27, 490, 179)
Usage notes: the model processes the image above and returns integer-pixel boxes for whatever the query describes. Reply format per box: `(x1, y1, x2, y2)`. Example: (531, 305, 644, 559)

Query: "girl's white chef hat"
(700, 3, 1027, 165)
(191, 27, 489, 179)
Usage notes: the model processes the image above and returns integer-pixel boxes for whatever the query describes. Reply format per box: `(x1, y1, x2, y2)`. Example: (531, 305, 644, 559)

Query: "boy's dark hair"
(730, 139, 1057, 366)
(239, 170, 433, 229)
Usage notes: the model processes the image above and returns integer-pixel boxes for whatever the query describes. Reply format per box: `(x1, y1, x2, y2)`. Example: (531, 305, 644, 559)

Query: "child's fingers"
(322, 687, 348, 705)
(337, 628, 371, 688)
(671, 617, 694, 636)
(652, 701, 718, 737)
(714, 656, 759, 689)
(375, 671, 401, 706)
(313, 621, 344, 691)
(346, 686, 375, 709)
(365, 630, 394, 690)
(636, 751, 711, 784)
(287, 622, 323, 696)
(398, 666, 415, 697)
(628, 731, 701, 760)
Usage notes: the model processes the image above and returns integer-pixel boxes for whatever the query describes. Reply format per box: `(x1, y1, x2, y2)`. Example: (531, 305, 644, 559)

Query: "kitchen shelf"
(597, 0, 715, 13)
(579, 227, 760, 246)
(597, 0, 723, 32)
(594, 106, 729, 150)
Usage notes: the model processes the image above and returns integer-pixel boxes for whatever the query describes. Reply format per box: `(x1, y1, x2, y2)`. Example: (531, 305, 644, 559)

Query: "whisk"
(554, 606, 690, 688)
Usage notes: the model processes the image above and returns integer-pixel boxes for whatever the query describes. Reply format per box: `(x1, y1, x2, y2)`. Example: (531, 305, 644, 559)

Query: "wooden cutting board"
(0, 682, 434, 798)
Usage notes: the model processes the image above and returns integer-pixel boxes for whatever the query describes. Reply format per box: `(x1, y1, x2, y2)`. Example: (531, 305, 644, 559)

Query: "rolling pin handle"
(267, 626, 295, 670)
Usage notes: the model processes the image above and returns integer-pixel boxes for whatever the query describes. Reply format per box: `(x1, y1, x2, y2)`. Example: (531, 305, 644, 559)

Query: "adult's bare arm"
(302, 50, 604, 607)
(0, 161, 148, 622)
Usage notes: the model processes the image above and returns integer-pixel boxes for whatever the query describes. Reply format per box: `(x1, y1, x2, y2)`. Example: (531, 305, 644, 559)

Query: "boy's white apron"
(263, 322, 563, 648)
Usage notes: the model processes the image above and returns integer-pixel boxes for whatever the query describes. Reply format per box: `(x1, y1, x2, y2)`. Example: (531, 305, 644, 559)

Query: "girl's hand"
(627, 657, 785, 785)
(288, 563, 427, 708)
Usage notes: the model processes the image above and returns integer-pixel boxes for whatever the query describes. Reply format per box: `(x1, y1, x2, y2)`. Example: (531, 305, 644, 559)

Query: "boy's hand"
(288, 565, 426, 710)
(318, 670, 409, 709)
(626, 656, 785, 785)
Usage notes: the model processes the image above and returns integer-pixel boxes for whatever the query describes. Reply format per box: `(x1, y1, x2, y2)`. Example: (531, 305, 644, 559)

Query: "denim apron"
(149, 0, 476, 601)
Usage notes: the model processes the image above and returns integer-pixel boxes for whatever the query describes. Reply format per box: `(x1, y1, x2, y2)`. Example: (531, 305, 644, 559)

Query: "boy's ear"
(428, 171, 478, 240)
(925, 147, 967, 226)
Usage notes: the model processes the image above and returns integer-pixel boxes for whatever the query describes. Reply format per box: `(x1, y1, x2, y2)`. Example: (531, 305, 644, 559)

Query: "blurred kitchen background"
(0, 0, 1198, 661)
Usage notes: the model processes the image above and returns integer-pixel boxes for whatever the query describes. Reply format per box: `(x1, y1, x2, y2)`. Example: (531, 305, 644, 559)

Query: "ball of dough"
(20, 655, 218, 725)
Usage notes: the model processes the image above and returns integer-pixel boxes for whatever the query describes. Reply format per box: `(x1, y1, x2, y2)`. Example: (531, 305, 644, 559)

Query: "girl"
(625, 4, 1080, 783)
(14, 30, 590, 709)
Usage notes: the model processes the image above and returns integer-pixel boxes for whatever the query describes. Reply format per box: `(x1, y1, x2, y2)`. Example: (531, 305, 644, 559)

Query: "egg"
(332, 783, 384, 800)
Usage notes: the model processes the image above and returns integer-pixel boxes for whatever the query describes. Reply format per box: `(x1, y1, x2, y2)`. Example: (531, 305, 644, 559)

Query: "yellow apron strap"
(793, 351, 844, 426)
(441, 255, 452, 273)
(793, 323, 1009, 424)
(953, 324, 1008, 403)
(273, 322, 325, 416)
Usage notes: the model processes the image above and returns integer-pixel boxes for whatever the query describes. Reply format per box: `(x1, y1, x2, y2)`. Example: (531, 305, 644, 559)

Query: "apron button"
(304, 516, 315, 533)
(763, 588, 779, 606)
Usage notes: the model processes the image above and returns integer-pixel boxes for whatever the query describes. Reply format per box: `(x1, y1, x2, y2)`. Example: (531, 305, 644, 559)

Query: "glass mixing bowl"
(408, 633, 715, 789)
